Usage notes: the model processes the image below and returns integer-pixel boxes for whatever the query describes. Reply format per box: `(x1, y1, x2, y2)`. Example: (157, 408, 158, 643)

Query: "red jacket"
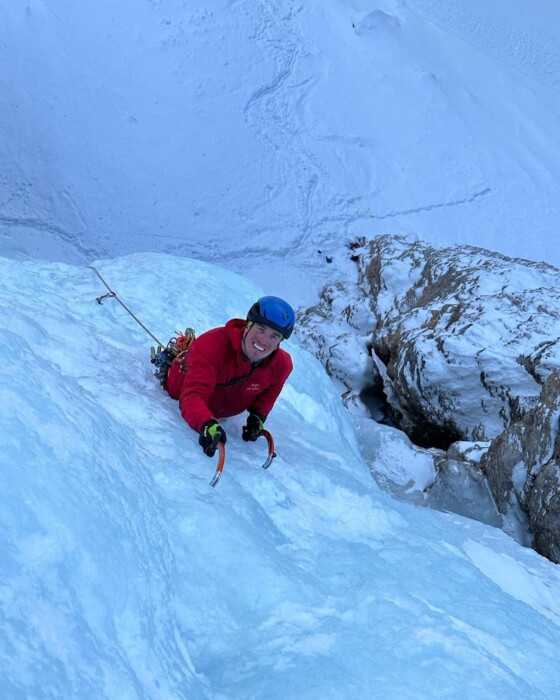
(166, 319, 293, 432)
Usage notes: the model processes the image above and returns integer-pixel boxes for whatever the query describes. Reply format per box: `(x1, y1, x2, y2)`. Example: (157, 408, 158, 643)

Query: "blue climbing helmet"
(247, 296, 295, 339)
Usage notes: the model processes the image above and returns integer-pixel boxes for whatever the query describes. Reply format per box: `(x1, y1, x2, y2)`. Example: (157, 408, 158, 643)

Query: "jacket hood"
(225, 318, 248, 352)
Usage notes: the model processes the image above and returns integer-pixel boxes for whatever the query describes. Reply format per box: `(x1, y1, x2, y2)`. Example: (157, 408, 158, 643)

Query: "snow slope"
(2, 253, 560, 698)
(2, 0, 560, 301)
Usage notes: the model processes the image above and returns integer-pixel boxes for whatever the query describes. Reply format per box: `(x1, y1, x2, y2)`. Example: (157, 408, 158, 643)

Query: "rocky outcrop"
(299, 234, 560, 445)
(482, 371, 560, 562)
(297, 233, 560, 560)
(297, 279, 380, 402)
(365, 235, 560, 442)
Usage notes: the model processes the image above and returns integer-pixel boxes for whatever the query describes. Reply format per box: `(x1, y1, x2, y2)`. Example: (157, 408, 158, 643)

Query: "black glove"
(199, 419, 226, 457)
(242, 413, 264, 442)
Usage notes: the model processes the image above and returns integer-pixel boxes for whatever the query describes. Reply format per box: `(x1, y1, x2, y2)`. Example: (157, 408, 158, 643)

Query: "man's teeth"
(254, 343, 265, 352)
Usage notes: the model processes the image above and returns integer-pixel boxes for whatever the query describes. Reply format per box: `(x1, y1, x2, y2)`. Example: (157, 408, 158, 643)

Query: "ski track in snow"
(0, 215, 98, 262)
(242, 0, 326, 256)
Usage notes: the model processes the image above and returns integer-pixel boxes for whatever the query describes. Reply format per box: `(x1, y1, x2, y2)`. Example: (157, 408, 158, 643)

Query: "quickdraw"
(89, 265, 164, 346)
(150, 329, 196, 386)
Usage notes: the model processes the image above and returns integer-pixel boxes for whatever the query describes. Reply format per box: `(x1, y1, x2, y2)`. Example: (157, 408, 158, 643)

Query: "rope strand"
(88, 265, 164, 346)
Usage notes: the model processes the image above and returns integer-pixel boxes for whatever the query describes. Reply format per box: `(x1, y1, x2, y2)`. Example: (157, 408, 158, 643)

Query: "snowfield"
(2, 254, 560, 698)
(2, 0, 560, 302)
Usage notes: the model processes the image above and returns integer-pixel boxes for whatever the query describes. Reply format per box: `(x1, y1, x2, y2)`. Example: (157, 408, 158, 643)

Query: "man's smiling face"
(242, 322, 283, 363)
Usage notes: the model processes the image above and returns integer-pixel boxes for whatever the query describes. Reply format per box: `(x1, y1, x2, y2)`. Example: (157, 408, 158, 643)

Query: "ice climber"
(165, 296, 295, 457)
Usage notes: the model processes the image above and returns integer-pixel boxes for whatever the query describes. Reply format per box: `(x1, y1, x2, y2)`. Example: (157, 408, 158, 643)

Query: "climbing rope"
(88, 265, 164, 346)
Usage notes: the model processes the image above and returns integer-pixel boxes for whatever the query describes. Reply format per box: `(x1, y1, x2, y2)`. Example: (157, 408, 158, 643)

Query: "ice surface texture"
(1, 254, 560, 698)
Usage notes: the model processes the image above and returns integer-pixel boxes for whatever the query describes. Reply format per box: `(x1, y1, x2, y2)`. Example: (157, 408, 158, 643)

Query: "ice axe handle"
(209, 442, 226, 487)
(261, 429, 277, 470)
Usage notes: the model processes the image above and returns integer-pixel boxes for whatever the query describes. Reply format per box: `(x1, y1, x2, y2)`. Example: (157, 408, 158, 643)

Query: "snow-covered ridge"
(298, 234, 560, 563)
(299, 234, 560, 440)
(2, 253, 560, 698)
(363, 234, 560, 441)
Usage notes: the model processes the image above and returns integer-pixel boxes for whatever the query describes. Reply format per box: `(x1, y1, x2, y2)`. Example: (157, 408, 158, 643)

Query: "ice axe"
(209, 429, 277, 487)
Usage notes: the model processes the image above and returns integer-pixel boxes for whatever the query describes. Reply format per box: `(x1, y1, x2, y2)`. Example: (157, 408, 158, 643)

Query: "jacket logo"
(246, 383, 261, 392)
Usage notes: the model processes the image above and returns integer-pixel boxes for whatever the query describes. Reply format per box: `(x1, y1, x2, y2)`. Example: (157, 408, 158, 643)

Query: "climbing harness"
(150, 329, 196, 387)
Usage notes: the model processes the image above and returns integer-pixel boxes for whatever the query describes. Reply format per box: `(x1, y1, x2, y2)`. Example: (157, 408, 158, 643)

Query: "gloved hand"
(199, 419, 226, 457)
(242, 413, 264, 442)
